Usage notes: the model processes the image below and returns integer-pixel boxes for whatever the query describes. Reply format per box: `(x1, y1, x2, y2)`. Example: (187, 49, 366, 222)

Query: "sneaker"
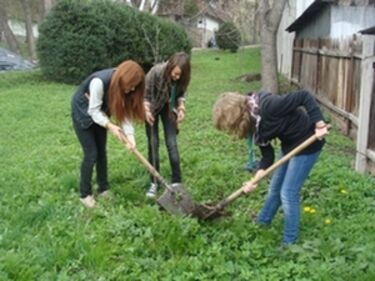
(98, 190, 111, 199)
(80, 195, 96, 208)
(170, 182, 181, 189)
(146, 183, 158, 198)
(249, 212, 258, 224)
(244, 161, 260, 173)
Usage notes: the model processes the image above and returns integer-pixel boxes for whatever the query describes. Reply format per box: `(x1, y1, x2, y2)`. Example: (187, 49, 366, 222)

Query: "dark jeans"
(73, 122, 108, 198)
(145, 104, 181, 184)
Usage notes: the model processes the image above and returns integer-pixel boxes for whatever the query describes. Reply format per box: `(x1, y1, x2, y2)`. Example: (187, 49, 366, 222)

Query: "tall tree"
(19, 0, 37, 60)
(125, 0, 160, 14)
(42, 0, 53, 17)
(251, 0, 259, 44)
(0, 4, 21, 54)
(259, 0, 287, 93)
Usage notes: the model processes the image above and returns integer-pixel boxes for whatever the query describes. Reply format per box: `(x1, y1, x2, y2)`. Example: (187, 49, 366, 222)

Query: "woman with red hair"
(71, 60, 145, 208)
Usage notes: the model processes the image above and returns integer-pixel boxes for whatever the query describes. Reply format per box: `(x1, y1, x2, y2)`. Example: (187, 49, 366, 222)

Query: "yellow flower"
(340, 189, 348, 194)
(325, 219, 331, 225)
(309, 208, 316, 214)
(303, 207, 311, 212)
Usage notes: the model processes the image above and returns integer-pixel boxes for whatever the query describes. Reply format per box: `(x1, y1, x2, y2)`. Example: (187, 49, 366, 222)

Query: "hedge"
(37, 0, 192, 84)
(215, 22, 241, 53)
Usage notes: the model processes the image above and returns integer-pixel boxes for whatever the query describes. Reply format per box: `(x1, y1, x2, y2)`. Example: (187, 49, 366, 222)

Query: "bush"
(37, 0, 192, 84)
(215, 22, 241, 53)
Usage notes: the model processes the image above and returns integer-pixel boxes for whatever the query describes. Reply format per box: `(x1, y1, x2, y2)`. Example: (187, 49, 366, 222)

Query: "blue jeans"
(257, 150, 321, 244)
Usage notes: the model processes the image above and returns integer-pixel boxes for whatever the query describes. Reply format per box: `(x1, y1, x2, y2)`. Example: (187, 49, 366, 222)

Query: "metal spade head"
(191, 203, 228, 220)
(156, 183, 196, 216)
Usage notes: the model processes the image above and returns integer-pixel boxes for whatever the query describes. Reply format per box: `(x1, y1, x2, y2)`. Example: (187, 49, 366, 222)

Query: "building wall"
(296, 7, 331, 39)
(331, 6, 375, 38)
(197, 16, 219, 33)
(196, 16, 220, 47)
(277, 0, 296, 79)
(277, 0, 314, 79)
(296, 0, 315, 16)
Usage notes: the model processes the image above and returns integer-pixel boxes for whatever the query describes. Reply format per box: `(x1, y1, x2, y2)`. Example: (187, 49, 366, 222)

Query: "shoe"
(98, 190, 111, 199)
(80, 195, 96, 208)
(146, 183, 158, 198)
(171, 182, 181, 189)
(244, 161, 260, 172)
(249, 212, 258, 224)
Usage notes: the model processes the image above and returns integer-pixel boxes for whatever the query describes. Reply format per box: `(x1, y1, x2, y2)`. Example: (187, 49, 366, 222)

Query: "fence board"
(368, 63, 375, 150)
(292, 37, 362, 119)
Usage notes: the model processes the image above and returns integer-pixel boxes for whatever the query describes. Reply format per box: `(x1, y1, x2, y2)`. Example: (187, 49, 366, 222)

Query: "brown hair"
(212, 92, 255, 139)
(108, 60, 145, 123)
(164, 52, 191, 93)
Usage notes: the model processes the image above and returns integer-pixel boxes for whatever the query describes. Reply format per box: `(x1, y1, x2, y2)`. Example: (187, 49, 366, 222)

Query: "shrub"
(37, 0, 192, 84)
(215, 22, 241, 53)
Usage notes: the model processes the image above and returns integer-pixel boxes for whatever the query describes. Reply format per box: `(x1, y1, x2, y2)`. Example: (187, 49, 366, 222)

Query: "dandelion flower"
(303, 207, 311, 212)
(309, 208, 316, 214)
(325, 219, 331, 225)
(340, 189, 348, 194)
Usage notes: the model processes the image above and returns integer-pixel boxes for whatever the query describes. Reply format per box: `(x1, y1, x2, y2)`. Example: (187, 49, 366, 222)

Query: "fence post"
(355, 35, 375, 174)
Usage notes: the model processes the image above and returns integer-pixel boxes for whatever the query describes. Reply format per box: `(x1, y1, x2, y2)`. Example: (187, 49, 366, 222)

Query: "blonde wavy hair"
(212, 92, 255, 139)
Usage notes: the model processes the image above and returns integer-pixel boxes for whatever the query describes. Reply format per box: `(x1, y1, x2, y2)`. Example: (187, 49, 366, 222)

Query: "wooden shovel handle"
(120, 134, 172, 191)
(218, 133, 320, 209)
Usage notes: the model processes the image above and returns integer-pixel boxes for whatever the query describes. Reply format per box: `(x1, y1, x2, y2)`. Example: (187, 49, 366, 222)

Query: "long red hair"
(108, 60, 145, 123)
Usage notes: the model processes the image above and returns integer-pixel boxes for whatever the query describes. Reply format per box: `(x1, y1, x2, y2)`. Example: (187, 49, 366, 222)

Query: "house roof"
(359, 25, 375, 34)
(286, 0, 335, 32)
(286, 0, 375, 32)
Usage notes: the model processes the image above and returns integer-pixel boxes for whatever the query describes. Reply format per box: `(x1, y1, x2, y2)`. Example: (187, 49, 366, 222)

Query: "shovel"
(120, 134, 196, 216)
(197, 133, 323, 220)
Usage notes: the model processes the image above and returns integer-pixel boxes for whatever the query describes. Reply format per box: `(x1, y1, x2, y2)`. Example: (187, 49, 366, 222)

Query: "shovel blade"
(191, 203, 227, 220)
(157, 184, 196, 216)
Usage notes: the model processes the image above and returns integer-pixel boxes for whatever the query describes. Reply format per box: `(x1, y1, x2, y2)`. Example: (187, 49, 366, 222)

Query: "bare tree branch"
(151, 0, 159, 15)
(0, 4, 20, 54)
(19, 0, 37, 60)
(139, 0, 146, 11)
(141, 23, 160, 63)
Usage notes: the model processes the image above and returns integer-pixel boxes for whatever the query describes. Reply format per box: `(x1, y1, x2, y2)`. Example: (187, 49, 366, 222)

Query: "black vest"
(71, 68, 115, 129)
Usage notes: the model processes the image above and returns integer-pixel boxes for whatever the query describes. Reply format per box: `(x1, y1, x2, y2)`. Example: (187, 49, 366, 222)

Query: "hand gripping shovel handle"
(208, 133, 322, 215)
(120, 134, 173, 192)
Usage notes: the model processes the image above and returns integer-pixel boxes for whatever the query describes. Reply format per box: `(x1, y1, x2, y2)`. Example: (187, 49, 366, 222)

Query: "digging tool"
(120, 134, 196, 216)
(197, 133, 324, 220)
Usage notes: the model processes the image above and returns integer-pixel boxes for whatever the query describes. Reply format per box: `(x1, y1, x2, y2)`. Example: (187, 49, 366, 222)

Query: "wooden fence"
(291, 35, 375, 174)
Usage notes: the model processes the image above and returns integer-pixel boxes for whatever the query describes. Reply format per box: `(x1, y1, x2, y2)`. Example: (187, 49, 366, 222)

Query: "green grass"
(0, 48, 374, 280)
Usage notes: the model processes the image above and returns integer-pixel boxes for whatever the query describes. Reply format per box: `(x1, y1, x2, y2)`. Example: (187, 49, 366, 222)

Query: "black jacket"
(71, 69, 114, 129)
(256, 90, 325, 169)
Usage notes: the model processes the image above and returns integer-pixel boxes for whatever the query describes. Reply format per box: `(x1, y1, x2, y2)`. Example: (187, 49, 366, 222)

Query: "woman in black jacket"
(71, 60, 145, 208)
(213, 90, 329, 245)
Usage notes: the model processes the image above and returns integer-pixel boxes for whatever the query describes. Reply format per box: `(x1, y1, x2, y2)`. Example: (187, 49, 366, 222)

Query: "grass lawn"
(0, 48, 374, 280)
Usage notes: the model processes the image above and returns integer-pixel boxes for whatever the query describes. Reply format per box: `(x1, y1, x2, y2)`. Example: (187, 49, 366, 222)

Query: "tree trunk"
(43, 0, 53, 17)
(0, 5, 20, 54)
(259, 0, 287, 94)
(139, 0, 147, 11)
(20, 0, 37, 60)
(150, 0, 159, 15)
(252, 1, 259, 44)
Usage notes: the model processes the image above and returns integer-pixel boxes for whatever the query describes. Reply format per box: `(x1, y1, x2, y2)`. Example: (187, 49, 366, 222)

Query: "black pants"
(73, 122, 108, 198)
(145, 104, 181, 184)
